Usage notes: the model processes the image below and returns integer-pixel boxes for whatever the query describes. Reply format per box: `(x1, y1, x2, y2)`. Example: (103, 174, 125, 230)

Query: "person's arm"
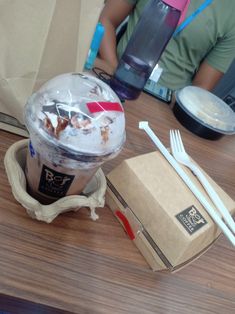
(192, 61, 224, 91)
(99, 0, 135, 71)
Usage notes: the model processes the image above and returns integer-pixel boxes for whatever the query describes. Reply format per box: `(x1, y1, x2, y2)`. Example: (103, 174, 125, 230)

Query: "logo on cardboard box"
(176, 206, 207, 235)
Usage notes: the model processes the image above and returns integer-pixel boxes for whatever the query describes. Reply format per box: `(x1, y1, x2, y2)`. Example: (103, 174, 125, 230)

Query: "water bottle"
(110, 0, 188, 100)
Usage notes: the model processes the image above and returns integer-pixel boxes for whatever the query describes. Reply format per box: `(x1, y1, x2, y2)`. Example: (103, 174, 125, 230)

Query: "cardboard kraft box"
(106, 151, 235, 272)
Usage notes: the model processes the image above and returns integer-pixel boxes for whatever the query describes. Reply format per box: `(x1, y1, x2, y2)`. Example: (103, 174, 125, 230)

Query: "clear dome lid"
(24, 72, 126, 157)
(176, 86, 235, 134)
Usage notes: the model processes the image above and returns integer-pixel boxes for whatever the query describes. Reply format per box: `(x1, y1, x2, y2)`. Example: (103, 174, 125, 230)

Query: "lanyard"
(173, 0, 213, 37)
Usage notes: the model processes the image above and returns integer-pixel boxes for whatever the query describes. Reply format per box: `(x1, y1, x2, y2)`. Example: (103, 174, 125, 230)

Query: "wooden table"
(0, 91, 235, 314)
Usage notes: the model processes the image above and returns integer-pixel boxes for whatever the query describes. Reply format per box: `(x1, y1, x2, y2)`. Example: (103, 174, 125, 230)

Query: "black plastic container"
(173, 86, 235, 140)
(173, 100, 223, 140)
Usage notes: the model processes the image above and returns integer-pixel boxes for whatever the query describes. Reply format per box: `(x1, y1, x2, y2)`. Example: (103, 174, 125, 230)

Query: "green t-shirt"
(117, 0, 235, 90)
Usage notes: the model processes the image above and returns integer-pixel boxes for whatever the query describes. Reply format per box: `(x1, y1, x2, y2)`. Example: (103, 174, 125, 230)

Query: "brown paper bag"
(0, 0, 104, 135)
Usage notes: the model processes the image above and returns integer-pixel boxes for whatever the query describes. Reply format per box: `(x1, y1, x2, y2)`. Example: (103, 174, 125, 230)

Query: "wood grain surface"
(0, 88, 235, 313)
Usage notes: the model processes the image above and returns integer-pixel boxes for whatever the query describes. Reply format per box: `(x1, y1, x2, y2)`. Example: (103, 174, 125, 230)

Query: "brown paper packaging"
(106, 152, 235, 272)
(0, 0, 104, 134)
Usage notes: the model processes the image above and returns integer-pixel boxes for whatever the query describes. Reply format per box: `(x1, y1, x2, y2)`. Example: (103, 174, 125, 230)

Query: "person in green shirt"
(99, 0, 235, 91)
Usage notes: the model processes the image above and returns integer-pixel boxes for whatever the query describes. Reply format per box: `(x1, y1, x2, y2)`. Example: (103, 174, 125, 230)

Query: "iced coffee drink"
(24, 73, 125, 204)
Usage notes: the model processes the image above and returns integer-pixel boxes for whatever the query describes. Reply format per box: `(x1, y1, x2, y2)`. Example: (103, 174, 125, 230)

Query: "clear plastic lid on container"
(24, 73, 126, 158)
(176, 86, 235, 134)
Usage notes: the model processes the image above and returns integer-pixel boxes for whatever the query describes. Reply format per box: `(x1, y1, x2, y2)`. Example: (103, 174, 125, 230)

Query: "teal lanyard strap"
(173, 0, 213, 37)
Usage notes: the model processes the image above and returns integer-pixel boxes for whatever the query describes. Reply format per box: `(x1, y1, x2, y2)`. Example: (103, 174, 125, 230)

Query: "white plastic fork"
(139, 121, 235, 246)
(170, 129, 235, 234)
